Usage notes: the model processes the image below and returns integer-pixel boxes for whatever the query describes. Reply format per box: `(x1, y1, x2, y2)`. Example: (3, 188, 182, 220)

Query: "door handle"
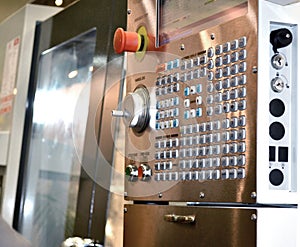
(164, 214, 196, 224)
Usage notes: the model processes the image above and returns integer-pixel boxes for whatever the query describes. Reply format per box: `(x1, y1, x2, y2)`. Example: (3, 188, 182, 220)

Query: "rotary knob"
(270, 28, 293, 53)
(112, 85, 150, 133)
(138, 163, 152, 181)
(125, 164, 138, 182)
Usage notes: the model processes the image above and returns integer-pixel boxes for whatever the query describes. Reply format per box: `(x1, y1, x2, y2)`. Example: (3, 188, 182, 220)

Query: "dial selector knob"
(112, 85, 150, 133)
(270, 28, 293, 53)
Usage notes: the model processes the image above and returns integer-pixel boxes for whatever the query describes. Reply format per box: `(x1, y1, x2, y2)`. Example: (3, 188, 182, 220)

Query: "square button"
(278, 146, 288, 162)
(269, 146, 276, 161)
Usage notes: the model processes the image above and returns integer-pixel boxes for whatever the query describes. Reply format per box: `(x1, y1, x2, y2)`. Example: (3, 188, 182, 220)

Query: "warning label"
(0, 36, 20, 115)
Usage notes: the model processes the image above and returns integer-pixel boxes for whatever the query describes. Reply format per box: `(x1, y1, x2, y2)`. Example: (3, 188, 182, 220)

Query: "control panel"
(268, 23, 297, 191)
(112, 0, 298, 204)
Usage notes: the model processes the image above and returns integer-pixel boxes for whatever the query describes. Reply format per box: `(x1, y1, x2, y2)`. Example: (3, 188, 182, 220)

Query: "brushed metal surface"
(124, 204, 257, 247)
(124, 0, 258, 203)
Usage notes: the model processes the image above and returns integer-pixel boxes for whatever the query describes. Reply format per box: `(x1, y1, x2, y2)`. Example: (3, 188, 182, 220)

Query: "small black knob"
(270, 28, 293, 53)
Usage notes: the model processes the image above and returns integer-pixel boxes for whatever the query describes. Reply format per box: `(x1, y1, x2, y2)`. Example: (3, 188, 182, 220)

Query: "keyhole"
(271, 53, 286, 70)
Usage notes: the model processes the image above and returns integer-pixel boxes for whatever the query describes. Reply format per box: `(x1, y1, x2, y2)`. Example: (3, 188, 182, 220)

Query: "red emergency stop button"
(113, 27, 141, 54)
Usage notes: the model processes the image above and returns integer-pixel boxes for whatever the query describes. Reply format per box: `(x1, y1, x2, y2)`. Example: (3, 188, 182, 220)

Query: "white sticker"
(0, 36, 20, 115)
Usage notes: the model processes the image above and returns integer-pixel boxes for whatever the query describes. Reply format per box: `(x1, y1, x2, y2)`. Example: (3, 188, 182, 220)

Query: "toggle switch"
(125, 164, 138, 182)
(138, 163, 152, 181)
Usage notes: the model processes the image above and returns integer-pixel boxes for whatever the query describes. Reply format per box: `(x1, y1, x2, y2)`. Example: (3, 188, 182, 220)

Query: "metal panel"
(124, 204, 257, 247)
(123, 0, 258, 203)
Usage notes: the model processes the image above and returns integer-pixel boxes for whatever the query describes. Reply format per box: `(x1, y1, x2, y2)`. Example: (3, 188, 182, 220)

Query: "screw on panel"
(252, 66, 258, 74)
(251, 192, 257, 199)
(127, 9, 132, 15)
(210, 33, 215, 40)
(199, 192, 205, 198)
(158, 192, 163, 198)
(251, 214, 257, 221)
(124, 208, 128, 213)
(180, 44, 185, 51)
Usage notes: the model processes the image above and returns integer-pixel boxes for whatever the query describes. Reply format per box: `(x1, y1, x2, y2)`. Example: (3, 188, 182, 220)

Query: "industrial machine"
(112, 0, 300, 246)
(0, 4, 61, 226)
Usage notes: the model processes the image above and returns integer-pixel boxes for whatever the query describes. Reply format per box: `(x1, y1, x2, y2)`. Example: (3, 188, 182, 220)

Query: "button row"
(215, 49, 247, 67)
(155, 138, 179, 149)
(181, 55, 208, 71)
(206, 100, 247, 116)
(183, 108, 203, 119)
(155, 83, 180, 96)
(166, 58, 180, 71)
(180, 116, 246, 135)
(155, 119, 179, 130)
(206, 87, 246, 105)
(176, 62, 246, 83)
(180, 66, 212, 82)
(221, 155, 246, 167)
(156, 108, 179, 120)
(178, 142, 246, 158)
(154, 168, 246, 181)
(184, 84, 202, 96)
(156, 73, 180, 86)
(179, 158, 220, 169)
(156, 96, 179, 109)
(155, 161, 173, 171)
(215, 36, 247, 56)
(155, 150, 179, 160)
(180, 129, 246, 146)
(222, 142, 246, 154)
(213, 75, 247, 92)
(180, 145, 221, 158)
(179, 155, 246, 169)
(222, 168, 246, 179)
(214, 62, 247, 79)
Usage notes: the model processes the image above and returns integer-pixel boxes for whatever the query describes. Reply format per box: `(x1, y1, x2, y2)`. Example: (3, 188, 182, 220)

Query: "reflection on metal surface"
(17, 28, 97, 246)
(157, 0, 248, 46)
(61, 237, 103, 247)
(32, 0, 78, 8)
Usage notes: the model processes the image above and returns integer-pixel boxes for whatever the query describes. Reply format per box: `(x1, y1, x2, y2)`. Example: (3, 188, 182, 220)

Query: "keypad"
(153, 36, 248, 182)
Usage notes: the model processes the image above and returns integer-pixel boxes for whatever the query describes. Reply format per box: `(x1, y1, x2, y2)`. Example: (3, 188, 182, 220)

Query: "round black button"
(269, 122, 285, 140)
(269, 169, 284, 186)
(269, 98, 285, 117)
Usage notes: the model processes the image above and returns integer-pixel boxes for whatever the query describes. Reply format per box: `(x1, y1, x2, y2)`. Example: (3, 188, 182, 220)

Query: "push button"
(114, 28, 142, 54)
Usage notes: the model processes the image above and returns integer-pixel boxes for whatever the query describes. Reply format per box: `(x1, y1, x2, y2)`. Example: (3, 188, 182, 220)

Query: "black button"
(270, 99, 285, 117)
(278, 146, 288, 162)
(269, 122, 285, 140)
(269, 146, 276, 162)
(269, 169, 284, 186)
